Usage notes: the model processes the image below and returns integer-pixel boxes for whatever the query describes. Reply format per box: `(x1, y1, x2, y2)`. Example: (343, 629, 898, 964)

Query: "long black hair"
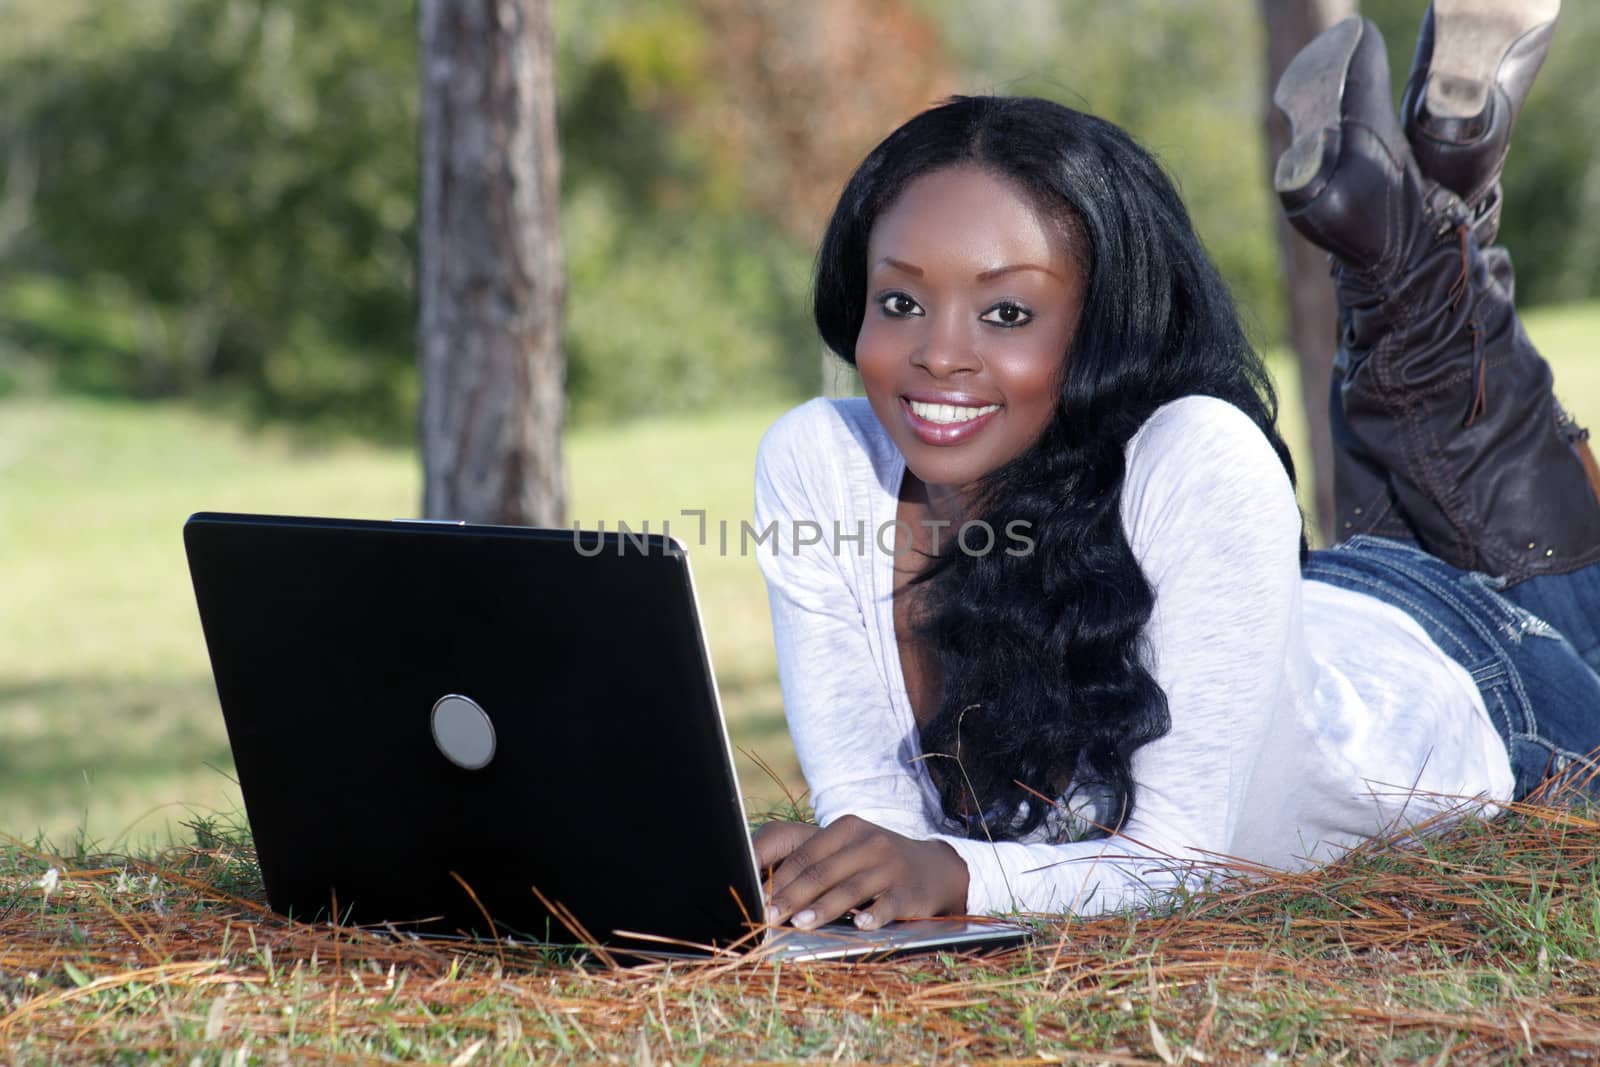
(814, 96, 1300, 841)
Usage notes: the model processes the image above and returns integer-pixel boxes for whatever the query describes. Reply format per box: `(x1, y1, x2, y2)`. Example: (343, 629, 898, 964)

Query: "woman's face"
(856, 165, 1086, 507)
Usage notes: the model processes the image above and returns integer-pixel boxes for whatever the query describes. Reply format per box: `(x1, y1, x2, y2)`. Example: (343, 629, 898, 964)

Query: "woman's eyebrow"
(875, 257, 924, 277)
(872, 258, 1064, 281)
(976, 263, 1063, 281)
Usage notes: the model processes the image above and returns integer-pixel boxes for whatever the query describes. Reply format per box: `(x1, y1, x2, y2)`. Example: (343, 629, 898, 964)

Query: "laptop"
(183, 512, 1030, 962)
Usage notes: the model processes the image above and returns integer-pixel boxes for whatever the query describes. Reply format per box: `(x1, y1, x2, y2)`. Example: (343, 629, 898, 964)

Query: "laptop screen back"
(184, 513, 765, 951)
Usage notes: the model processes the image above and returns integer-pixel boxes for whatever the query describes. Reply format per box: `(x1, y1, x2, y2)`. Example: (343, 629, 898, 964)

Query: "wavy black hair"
(814, 95, 1301, 842)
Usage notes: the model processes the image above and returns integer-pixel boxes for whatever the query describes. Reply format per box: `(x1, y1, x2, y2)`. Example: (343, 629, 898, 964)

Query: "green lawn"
(0, 397, 796, 847)
(2, 300, 1596, 847)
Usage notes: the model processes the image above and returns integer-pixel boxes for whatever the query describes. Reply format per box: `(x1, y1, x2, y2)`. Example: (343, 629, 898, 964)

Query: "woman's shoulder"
(1121, 394, 1300, 545)
(760, 395, 881, 448)
(1129, 393, 1270, 454)
(752, 396, 898, 582)
(756, 396, 896, 486)
(1126, 394, 1289, 485)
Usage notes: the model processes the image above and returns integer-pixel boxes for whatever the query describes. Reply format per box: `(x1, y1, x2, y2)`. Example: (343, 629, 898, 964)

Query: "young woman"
(750, 2, 1600, 933)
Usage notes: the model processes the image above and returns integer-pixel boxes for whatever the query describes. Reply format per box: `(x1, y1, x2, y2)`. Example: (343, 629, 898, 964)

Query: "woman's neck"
(915, 474, 973, 528)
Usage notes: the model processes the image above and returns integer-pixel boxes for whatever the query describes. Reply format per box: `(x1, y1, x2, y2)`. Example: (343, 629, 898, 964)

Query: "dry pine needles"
(2, 790, 1599, 1064)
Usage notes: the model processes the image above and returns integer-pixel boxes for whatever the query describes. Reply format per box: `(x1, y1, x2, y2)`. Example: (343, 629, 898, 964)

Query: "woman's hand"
(752, 815, 970, 931)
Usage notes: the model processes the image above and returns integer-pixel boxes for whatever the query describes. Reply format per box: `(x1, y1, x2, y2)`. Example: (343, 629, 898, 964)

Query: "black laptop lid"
(184, 512, 765, 950)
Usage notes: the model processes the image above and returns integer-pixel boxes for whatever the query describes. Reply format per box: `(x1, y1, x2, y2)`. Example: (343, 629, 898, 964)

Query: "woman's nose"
(910, 312, 980, 377)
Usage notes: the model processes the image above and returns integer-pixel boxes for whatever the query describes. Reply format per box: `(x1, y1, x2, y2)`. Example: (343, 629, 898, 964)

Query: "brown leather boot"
(1400, 0, 1560, 245)
(1277, 18, 1424, 544)
(1560, 404, 1600, 504)
(1275, 16, 1600, 582)
(1274, 18, 1420, 273)
(1486, 244, 1600, 516)
(1325, 331, 1420, 544)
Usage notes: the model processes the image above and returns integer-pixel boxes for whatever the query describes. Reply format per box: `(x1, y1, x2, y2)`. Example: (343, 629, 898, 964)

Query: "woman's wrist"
(926, 839, 971, 914)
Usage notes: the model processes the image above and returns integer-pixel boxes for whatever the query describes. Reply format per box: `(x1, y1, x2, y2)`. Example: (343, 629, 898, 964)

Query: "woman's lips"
(900, 396, 1001, 445)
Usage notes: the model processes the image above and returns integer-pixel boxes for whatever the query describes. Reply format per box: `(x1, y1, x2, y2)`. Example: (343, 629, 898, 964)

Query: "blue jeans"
(1303, 536, 1600, 801)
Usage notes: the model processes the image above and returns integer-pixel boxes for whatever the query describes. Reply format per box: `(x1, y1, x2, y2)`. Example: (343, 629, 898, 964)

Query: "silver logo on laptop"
(430, 694, 497, 770)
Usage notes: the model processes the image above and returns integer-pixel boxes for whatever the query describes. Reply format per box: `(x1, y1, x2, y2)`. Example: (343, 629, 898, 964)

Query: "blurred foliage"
(0, 0, 1596, 436)
(0, 0, 419, 434)
(553, 0, 949, 421)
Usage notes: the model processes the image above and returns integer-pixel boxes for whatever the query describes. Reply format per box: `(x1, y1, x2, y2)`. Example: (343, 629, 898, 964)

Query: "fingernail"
(794, 909, 816, 929)
(765, 905, 779, 925)
(854, 911, 874, 930)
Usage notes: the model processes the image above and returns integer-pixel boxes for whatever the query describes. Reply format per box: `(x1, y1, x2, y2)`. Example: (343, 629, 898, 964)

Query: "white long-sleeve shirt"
(752, 395, 1515, 917)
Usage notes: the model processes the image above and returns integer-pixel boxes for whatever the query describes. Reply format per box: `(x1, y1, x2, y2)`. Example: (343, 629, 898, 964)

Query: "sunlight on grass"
(0, 397, 794, 845)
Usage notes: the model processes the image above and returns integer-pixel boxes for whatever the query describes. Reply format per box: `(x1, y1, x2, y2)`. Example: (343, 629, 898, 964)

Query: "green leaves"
(2, 0, 418, 430)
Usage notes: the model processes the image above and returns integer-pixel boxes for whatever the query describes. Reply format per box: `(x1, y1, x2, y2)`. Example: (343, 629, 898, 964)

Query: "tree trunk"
(418, 0, 565, 526)
(1261, 0, 1354, 545)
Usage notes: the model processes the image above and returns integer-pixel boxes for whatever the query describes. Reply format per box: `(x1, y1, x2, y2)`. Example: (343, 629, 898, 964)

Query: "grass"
(0, 793, 1598, 1061)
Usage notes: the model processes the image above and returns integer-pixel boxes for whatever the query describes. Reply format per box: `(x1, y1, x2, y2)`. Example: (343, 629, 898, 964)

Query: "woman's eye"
(981, 302, 1033, 327)
(878, 293, 924, 318)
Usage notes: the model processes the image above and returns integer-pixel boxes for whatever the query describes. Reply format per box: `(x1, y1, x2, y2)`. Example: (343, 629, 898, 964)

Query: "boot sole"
(1273, 17, 1363, 205)
(1427, 0, 1560, 118)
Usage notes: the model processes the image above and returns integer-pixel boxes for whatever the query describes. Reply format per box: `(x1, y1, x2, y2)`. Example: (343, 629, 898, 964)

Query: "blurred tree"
(418, 0, 566, 525)
(694, 0, 954, 244)
(0, 0, 419, 429)
(0, 146, 33, 263)
(693, 0, 954, 396)
(1262, 0, 1354, 545)
(552, 2, 820, 418)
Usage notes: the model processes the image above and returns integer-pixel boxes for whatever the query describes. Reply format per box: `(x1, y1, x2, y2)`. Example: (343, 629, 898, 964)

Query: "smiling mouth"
(905, 399, 1001, 425)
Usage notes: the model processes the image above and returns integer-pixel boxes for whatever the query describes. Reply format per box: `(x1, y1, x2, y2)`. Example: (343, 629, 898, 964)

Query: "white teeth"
(908, 399, 1000, 425)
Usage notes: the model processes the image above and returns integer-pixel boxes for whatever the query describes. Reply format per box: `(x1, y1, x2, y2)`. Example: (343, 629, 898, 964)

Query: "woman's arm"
(752, 400, 944, 838)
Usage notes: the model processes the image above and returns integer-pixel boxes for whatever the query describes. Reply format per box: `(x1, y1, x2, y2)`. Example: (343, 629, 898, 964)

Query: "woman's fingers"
(764, 816, 895, 927)
(755, 819, 862, 925)
(754, 816, 970, 931)
(751, 820, 818, 871)
(764, 815, 866, 897)
(853, 884, 934, 931)
(782, 869, 892, 930)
